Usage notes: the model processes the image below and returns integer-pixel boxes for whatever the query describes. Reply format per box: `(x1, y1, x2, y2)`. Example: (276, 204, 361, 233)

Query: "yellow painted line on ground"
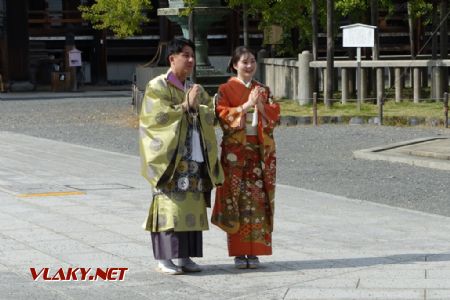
(17, 191, 85, 198)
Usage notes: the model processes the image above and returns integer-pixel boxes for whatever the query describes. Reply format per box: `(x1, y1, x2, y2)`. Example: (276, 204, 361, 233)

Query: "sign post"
(68, 48, 82, 91)
(341, 23, 376, 111)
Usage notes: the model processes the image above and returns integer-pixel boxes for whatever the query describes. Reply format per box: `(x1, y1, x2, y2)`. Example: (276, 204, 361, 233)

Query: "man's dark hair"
(227, 46, 256, 74)
(166, 38, 195, 64)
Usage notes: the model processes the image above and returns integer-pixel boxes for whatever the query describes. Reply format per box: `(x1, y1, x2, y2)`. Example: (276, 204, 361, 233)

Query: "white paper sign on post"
(340, 23, 376, 110)
(341, 23, 376, 48)
(68, 48, 82, 67)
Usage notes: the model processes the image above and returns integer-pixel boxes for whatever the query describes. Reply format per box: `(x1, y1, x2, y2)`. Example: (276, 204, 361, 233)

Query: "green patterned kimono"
(139, 71, 224, 233)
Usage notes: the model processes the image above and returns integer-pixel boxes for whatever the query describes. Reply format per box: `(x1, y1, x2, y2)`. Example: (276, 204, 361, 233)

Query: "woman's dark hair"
(227, 46, 256, 74)
(166, 38, 195, 65)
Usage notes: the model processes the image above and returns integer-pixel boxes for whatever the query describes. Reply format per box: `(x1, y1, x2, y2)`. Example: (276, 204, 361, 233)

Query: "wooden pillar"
(5, 0, 30, 81)
(91, 30, 107, 84)
(154, 0, 169, 66)
(0, 0, 8, 84)
(229, 9, 239, 55)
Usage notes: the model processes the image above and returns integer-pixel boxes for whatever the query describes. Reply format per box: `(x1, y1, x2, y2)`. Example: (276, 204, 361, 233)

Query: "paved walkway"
(354, 137, 450, 171)
(1, 131, 450, 300)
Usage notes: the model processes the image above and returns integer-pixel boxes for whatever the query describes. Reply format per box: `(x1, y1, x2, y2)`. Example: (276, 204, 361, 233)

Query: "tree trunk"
(371, 0, 382, 104)
(432, 2, 438, 60)
(416, 16, 423, 57)
(311, 0, 319, 93)
(325, 0, 334, 108)
(440, 0, 448, 93)
(311, 0, 318, 61)
(370, 0, 379, 60)
(243, 4, 249, 47)
(431, 0, 438, 99)
(407, 2, 415, 58)
(229, 8, 240, 54)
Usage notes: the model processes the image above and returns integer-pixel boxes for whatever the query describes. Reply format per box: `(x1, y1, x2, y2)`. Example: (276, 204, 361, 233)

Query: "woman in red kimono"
(211, 46, 280, 269)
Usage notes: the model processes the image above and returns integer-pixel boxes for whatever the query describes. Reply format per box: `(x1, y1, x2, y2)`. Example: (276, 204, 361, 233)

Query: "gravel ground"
(1, 96, 449, 216)
(0, 97, 138, 155)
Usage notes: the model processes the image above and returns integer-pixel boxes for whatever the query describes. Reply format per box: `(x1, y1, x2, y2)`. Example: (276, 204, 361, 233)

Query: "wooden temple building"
(0, 0, 432, 91)
(0, 0, 262, 90)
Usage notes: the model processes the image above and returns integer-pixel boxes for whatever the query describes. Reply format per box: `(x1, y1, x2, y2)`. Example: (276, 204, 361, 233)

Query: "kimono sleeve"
(261, 87, 280, 130)
(139, 77, 187, 187)
(197, 86, 216, 123)
(215, 85, 244, 132)
(197, 87, 225, 187)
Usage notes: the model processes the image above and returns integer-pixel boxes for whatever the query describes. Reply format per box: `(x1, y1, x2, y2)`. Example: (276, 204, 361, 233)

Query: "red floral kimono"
(211, 77, 280, 256)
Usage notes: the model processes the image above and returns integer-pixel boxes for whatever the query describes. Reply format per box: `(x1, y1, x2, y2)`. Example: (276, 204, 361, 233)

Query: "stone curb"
(353, 137, 450, 171)
(279, 115, 450, 127)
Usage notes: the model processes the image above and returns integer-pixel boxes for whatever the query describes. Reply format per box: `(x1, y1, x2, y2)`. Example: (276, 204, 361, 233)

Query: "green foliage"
(335, 0, 394, 21)
(226, 0, 311, 56)
(407, 0, 433, 21)
(183, 0, 198, 7)
(177, 0, 197, 15)
(78, 0, 153, 38)
(79, 0, 436, 54)
(335, 0, 368, 18)
(335, 0, 432, 22)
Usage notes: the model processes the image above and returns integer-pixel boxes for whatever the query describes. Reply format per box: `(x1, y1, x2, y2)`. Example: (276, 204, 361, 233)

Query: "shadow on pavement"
(186, 252, 450, 276)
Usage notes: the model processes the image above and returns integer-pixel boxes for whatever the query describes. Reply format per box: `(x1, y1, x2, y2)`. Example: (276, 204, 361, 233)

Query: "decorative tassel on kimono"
(184, 80, 204, 163)
(251, 105, 258, 127)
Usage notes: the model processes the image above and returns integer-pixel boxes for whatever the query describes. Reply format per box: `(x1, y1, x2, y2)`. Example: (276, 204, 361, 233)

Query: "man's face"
(169, 45, 195, 78)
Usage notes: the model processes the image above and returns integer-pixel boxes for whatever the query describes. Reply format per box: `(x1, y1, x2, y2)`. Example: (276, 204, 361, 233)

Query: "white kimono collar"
(235, 77, 253, 89)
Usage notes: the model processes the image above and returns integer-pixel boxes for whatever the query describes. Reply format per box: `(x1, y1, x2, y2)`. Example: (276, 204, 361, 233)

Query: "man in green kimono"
(139, 38, 223, 275)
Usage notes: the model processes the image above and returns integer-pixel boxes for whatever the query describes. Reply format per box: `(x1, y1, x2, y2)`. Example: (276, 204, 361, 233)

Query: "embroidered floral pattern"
(155, 112, 169, 125)
(211, 77, 280, 256)
(150, 138, 163, 151)
(157, 126, 212, 194)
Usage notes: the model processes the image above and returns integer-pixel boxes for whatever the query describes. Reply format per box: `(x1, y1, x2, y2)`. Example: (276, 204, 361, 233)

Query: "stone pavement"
(1, 131, 450, 300)
(354, 137, 450, 171)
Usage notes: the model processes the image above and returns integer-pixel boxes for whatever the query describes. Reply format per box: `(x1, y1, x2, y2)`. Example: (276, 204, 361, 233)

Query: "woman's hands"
(242, 86, 266, 112)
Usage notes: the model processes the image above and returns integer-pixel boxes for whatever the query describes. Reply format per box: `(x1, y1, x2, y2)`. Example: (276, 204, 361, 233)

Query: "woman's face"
(233, 53, 257, 82)
(169, 45, 195, 80)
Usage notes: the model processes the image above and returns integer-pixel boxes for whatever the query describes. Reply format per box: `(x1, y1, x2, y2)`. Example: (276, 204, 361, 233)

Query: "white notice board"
(68, 49, 82, 67)
(341, 23, 376, 48)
